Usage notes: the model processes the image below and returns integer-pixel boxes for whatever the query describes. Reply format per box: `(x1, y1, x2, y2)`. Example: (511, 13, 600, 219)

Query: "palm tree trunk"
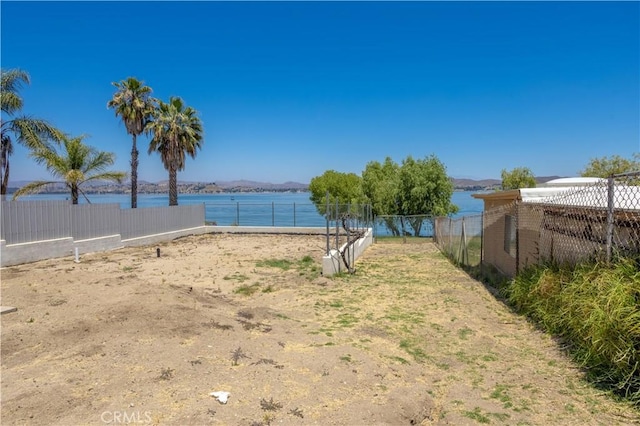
(169, 167, 178, 206)
(71, 184, 79, 205)
(1, 158, 8, 200)
(1, 142, 8, 198)
(131, 134, 138, 209)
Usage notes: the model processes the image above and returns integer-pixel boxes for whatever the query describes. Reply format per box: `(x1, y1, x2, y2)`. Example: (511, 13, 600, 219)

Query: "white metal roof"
(538, 177, 605, 187)
(520, 185, 637, 210)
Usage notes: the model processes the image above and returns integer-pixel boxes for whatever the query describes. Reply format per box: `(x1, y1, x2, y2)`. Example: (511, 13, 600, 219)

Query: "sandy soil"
(1, 233, 638, 425)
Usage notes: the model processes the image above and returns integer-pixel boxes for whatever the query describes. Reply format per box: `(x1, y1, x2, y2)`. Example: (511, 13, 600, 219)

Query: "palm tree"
(12, 134, 126, 204)
(1, 68, 63, 199)
(107, 77, 155, 208)
(146, 97, 204, 206)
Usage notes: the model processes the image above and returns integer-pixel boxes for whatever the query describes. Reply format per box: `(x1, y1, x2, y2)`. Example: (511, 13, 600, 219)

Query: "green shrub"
(505, 257, 640, 405)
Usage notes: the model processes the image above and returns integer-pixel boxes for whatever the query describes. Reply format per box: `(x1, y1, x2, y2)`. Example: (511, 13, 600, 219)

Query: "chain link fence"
(373, 215, 434, 239)
(204, 202, 323, 227)
(517, 171, 640, 271)
(440, 171, 640, 277)
(434, 214, 483, 266)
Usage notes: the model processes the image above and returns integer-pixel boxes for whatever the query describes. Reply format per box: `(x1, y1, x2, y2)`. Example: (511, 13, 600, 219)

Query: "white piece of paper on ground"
(210, 391, 230, 404)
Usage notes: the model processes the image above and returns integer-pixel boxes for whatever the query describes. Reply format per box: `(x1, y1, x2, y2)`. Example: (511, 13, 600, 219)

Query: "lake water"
(15, 191, 485, 228)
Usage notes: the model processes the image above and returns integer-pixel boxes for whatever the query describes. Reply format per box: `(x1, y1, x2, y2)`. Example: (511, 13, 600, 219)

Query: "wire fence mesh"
(434, 214, 483, 267)
(203, 202, 324, 227)
(323, 202, 373, 273)
(435, 171, 640, 277)
(518, 171, 640, 270)
(373, 215, 434, 239)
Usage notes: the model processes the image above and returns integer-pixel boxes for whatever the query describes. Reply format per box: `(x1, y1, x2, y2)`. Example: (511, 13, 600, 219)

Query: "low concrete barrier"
(1, 237, 74, 267)
(1, 226, 329, 267)
(74, 234, 123, 253)
(1, 226, 372, 269)
(121, 226, 210, 247)
(204, 226, 327, 235)
(322, 228, 373, 276)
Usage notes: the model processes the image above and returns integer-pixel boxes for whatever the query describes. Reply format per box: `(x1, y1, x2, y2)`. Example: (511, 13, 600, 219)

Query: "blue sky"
(2, 1, 638, 184)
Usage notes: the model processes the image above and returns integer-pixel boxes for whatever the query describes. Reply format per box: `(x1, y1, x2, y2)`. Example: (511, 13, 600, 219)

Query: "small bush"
(505, 257, 640, 405)
(256, 259, 293, 270)
(234, 283, 261, 296)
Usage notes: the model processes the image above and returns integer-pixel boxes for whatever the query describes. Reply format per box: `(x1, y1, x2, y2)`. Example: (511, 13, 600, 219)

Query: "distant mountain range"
(6, 179, 310, 194)
(7, 176, 564, 194)
(451, 175, 562, 191)
(215, 180, 309, 191)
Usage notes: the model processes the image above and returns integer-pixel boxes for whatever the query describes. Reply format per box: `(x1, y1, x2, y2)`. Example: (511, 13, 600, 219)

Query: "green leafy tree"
(501, 167, 536, 190)
(12, 134, 126, 204)
(580, 154, 640, 178)
(1, 68, 63, 198)
(308, 170, 366, 218)
(397, 155, 458, 235)
(146, 97, 204, 206)
(107, 77, 156, 208)
(362, 157, 401, 234)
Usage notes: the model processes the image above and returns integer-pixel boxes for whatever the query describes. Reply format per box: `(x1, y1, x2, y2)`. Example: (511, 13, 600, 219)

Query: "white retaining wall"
(1, 212, 372, 271)
(1, 237, 75, 267)
(322, 228, 373, 276)
(0, 226, 336, 267)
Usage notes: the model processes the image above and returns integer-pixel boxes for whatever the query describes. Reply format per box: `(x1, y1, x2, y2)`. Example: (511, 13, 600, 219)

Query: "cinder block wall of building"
(482, 199, 517, 277)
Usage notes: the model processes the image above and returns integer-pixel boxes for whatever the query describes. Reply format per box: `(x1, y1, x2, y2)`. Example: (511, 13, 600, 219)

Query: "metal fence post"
(460, 217, 468, 265)
(347, 207, 351, 272)
(236, 202, 240, 226)
(480, 212, 484, 274)
(335, 199, 340, 273)
(293, 202, 296, 227)
(433, 217, 437, 244)
(606, 175, 615, 263)
(373, 214, 377, 242)
(515, 201, 520, 275)
(272, 202, 275, 227)
(448, 217, 453, 256)
(325, 191, 330, 256)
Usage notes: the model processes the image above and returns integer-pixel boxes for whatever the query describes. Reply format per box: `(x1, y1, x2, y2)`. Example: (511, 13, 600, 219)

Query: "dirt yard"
(1, 233, 638, 425)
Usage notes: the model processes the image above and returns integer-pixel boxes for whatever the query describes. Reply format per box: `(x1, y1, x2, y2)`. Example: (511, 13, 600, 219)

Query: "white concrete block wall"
(1, 237, 74, 267)
(322, 228, 373, 277)
(1, 222, 373, 270)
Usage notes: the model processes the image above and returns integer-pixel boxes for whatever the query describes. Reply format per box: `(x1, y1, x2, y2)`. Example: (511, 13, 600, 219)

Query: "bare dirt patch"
(1, 234, 638, 425)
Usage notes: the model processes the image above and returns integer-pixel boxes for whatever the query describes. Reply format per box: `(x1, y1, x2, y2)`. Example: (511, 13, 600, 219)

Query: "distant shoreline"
(7, 177, 502, 195)
(5, 189, 310, 195)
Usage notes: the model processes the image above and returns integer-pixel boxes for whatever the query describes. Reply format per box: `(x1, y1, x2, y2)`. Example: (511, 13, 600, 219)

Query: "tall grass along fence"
(433, 172, 640, 405)
(507, 258, 640, 405)
(505, 172, 640, 404)
(434, 214, 483, 267)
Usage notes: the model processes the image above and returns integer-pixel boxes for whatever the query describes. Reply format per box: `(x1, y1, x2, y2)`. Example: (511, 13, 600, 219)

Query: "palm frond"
(1, 68, 30, 114)
(1, 92, 23, 115)
(6, 116, 63, 149)
(107, 77, 155, 136)
(12, 180, 58, 199)
(146, 96, 204, 171)
(83, 171, 127, 185)
(21, 134, 126, 203)
(83, 150, 116, 175)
